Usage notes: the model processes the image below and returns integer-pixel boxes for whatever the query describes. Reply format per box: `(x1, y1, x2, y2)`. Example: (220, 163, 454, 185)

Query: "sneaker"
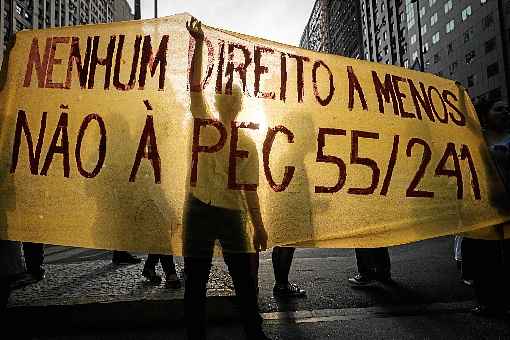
(112, 251, 142, 265)
(164, 273, 181, 289)
(273, 282, 306, 298)
(348, 274, 375, 286)
(142, 268, 162, 284)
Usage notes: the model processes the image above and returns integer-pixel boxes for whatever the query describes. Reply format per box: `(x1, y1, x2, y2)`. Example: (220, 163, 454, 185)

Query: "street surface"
(8, 237, 510, 339)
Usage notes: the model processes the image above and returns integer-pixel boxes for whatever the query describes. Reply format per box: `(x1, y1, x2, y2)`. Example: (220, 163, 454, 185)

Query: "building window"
(444, 0, 453, 14)
(485, 37, 496, 54)
(420, 7, 426, 18)
(422, 42, 429, 53)
(432, 32, 440, 44)
(464, 27, 474, 42)
(467, 74, 476, 87)
(16, 4, 22, 15)
(449, 61, 458, 75)
(461, 6, 472, 21)
(465, 51, 475, 64)
(480, 0, 487, 4)
(433, 53, 440, 63)
(431, 13, 438, 26)
(429, 0, 436, 6)
(483, 14, 494, 29)
(421, 24, 427, 35)
(408, 18, 415, 29)
(383, 31, 387, 40)
(487, 62, 499, 78)
(411, 34, 417, 44)
(446, 19, 455, 33)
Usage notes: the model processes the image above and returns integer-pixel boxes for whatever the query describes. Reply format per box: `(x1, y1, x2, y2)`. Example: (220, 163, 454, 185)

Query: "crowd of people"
(1, 17, 510, 340)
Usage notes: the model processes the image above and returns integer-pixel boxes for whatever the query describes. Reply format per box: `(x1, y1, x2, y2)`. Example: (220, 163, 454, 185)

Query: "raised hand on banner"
(186, 16, 204, 41)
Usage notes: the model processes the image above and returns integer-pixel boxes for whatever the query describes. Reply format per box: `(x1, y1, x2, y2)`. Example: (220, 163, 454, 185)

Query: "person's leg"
(142, 254, 161, 283)
(373, 247, 391, 280)
(460, 237, 476, 283)
(249, 252, 260, 294)
(472, 239, 506, 314)
(272, 246, 306, 297)
(224, 252, 267, 340)
(183, 196, 216, 339)
(272, 246, 294, 285)
(161, 255, 181, 289)
(0, 277, 10, 310)
(184, 256, 212, 340)
(22, 242, 45, 280)
(349, 248, 377, 285)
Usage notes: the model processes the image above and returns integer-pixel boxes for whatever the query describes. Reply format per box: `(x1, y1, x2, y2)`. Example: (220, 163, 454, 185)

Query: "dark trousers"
(22, 242, 44, 273)
(1, 278, 9, 310)
(183, 196, 262, 339)
(462, 238, 509, 310)
(272, 246, 296, 285)
(355, 247, 391, 277)
(184, 254, 262, 339)
(144, 254, 176, 274)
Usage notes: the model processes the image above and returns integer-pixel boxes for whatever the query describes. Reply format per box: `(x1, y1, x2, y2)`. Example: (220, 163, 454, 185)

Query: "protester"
(0, 241, 26, 309)
(184, 17, 269, 340)
(142, 254, 180, 288)
(463, 99, 510, 316)
(22, 242, 45, 282)
(348, 247, 392, 285)
(112, 250, 142, 265)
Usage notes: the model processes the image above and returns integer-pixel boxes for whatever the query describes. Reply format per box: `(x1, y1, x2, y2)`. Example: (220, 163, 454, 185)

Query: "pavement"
(3, 237, 510, 339)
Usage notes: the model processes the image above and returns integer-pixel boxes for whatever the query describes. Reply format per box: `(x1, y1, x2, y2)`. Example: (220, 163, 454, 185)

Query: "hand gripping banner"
(0, 14, 508, 255)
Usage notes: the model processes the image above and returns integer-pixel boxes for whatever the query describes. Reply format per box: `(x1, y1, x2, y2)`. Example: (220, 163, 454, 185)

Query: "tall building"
(360, 0, 408, 66)
(112, 0, 132, 22)
(402, 0, 510, 103)
(1, 0, 133, 65)
(302, 0, 510, 103)
(300, 0, 364, 58)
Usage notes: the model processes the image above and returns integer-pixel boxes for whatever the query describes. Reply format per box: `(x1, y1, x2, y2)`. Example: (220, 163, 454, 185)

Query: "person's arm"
(186, 17, 207, 117)
(245, 191, 268, 252)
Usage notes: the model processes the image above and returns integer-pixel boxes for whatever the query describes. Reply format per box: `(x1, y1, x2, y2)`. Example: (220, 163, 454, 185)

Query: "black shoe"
(273, 282, 306, 298)
(112, 252, 142, 265)
(348, 274, 375, 286)
(142, 268, 162, 284)
(164, 273, 181, 289)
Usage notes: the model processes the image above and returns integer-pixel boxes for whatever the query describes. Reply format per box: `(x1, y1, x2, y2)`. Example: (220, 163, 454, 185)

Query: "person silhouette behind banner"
(183, 17, 269, 340)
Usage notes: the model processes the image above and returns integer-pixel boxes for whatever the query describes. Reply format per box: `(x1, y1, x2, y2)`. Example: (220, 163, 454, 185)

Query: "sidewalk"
(6, 257, 237, 329)
(4, 239, 509, 337)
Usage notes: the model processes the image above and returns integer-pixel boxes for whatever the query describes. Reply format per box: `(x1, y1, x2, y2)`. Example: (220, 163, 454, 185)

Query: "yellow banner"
(0, 14, 508, 255)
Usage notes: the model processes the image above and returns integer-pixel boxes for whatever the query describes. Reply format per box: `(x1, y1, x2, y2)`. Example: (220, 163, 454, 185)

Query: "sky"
(125, 0, 315, 47)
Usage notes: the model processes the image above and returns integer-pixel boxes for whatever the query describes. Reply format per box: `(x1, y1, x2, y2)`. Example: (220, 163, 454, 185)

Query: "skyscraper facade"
(1, 0, 133, 65)
(300, 0, 364, 58)
(302, 0, 510, 103)
(403, 0, 510, 103)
